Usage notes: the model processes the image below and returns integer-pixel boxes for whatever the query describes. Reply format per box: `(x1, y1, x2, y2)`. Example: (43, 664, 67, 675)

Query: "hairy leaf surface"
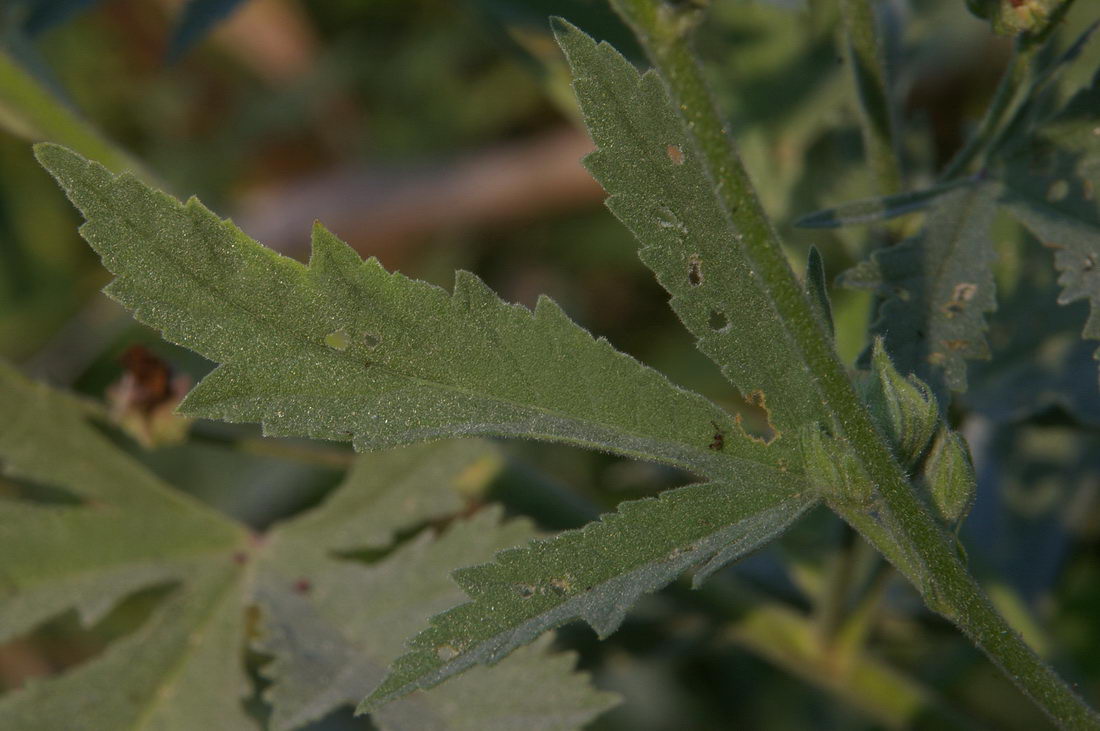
(35, 143, 777, 478)
(0, 365, 614, 730)
(363, 473, 816, 710)
(554, 19, 824, 438)
(839, 185, 1000, 393)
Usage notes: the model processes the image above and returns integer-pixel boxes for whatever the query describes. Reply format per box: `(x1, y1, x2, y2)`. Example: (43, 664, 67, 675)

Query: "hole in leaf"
(734, 390, 779, 444)
(324, 330, 350, 351)
(707, 310, 728, 330)
(688, 255, 703, 286)
(436, 645, 459, 661)
(364, 333, 381, 347)
(666, 144, 685, 165)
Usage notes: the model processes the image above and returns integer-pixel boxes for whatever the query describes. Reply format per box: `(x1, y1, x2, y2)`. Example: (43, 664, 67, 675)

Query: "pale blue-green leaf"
(258, 508, 615, 730)
(362, 474, 816, 711)
(838, 184, 1001, 393)
(34, 143, 774, 478)
(999, 71, 1100, 383)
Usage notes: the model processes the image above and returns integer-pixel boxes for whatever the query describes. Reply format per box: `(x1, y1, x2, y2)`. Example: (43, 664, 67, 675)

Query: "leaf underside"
(363, 476, 816, 710)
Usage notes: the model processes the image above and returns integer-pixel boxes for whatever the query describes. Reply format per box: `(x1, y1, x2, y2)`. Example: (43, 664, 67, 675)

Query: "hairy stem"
(607, 1, 1099, 726)
(839, 0, 902, 196)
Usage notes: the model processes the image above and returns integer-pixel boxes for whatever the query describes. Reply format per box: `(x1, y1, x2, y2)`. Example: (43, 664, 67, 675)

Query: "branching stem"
(607, 1, 1100, 726)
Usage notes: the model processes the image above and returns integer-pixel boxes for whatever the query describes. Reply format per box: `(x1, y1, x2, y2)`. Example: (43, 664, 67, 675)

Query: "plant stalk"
(607, 1, 1099, 726)
(839, 0, 902, 196)
(939, 37, 1038, 180)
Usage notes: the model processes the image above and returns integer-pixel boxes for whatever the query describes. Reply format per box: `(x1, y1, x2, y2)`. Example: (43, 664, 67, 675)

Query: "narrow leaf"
(795, 179, 976, 229)
(362, 475, 816, 710)
(839, 184, 1001, 393)
(804, 246, 834, 338)
(553, 19, 824, 437)
(34, 143, 769, 477)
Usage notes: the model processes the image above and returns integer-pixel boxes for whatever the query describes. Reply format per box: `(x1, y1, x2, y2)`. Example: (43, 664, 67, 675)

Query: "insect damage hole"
(735, 390, 779, 444)
(688, 255, 703, 286)
(666, 144, 685, 165)
(707, 310, 728, 331)
(364, 333, 381, 347)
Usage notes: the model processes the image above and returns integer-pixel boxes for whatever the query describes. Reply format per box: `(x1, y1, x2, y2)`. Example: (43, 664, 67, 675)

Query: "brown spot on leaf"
(709, 421, 725, 451)
(944, 339, 969, 351)
(688, 255, 703, 286)
(666, 144, 685, 165)
(942, 282, 978, 317)
(293, 578, 312, 594)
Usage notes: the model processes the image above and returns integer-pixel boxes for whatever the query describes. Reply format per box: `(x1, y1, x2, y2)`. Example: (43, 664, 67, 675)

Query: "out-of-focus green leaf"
(794, 179, 976, 229)
(0, 364, 615, 730)
(35, 143, 760, 478)
(0, 49, 145, 176)
(0, 361, 253, 729)
(1000, 73, 1100, 386)
(839, 185, 1001, 394)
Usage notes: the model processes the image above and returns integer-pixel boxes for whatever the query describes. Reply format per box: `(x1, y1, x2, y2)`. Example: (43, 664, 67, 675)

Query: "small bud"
(800, 425, 874, 506)
(859, 339, 939, 468)
(966, 0, 1065, 37)
(924, 428, 977, 524)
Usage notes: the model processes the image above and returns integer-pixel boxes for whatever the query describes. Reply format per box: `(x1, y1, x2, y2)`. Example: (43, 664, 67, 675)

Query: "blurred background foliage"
(1, 0, 1099, 728)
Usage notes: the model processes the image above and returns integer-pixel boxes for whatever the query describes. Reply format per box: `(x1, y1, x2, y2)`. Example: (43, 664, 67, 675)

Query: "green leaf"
(362, 475, 816, 710)
(0, 49, 146, 176)
(34, 142, 772, 478)
(552, 18, 824, 438)
(0, 360, 246, 644)
(794, 179, 976, 229)
(0, 365, 614, 730)
(839, 184, 1001, 393)
(999, 73, 1100, 385)
(804, 246, 834, 339)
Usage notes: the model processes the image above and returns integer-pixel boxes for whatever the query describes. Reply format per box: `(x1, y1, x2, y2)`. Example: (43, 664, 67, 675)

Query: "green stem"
(607, 1, 1100, 727)
(939, 37, 1037, 181)
(839, 0, 902, 196)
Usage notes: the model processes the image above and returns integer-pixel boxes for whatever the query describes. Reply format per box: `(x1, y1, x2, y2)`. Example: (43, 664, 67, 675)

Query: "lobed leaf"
(999, 73, 1100, 385)
(34, 143, 774, 478)
(0, 365, 613, 730)
(0, 361, 245, 643)
(362, 474, 816, 710)
(838, 184, 1001, 393)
